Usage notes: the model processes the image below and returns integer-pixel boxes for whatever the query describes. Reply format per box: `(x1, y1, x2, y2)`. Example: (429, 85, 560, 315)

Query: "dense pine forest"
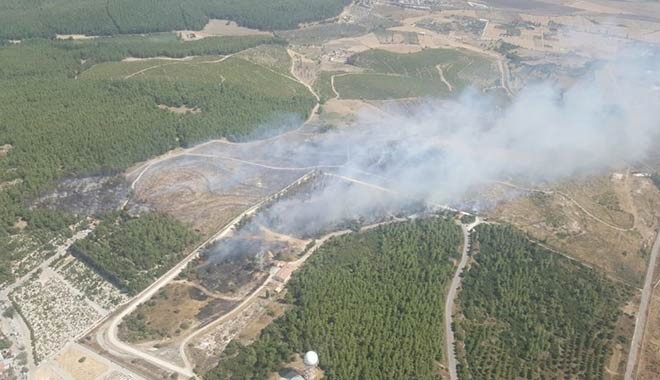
(455, 224, 631, 380)
(0, 33, 314, 284)
(0, 0, 352, 39)
(207, 218, 463, 379)
(0, 35, 313, 230)
(70, 212, 198, 294)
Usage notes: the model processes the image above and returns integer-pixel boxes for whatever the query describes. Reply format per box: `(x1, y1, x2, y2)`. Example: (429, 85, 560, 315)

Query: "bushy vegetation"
(70, 212, 198, 294)
(455, 224, 630, 380)
(207, 218, 462, 379)
(0, 0, 351, 39)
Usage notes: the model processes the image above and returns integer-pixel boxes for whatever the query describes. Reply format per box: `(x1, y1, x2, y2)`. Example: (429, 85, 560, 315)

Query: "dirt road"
(97, 171, 316, 379)
(445, 219, 481, 380)
(625, 226, 660, 380)
(179, 228, 351, 371)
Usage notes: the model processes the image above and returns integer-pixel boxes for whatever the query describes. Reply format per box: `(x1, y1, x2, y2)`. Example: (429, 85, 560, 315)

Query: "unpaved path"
(125, 50, 321, 192)
(287, 48, 320, 102)
(123, 54, 234, 80)
(495, 181, 634, 232)
(98, 171, 317, 379)
(330, 74, 340, 98)
(179, 227, 351, 371)
(446, 219, 481, 380)
(625, 226, 660, 380)
(436, 65, 454, 92)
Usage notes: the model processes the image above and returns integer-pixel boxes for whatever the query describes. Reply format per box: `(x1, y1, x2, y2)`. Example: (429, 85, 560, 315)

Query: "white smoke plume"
(190, 47, 660, 248)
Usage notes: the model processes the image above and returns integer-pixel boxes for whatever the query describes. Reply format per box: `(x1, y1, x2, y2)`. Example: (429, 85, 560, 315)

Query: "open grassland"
(118, 282, 237, 344)
(207, 218, 462, 379)
(0, 0, 352, 39)
(455, 224, 632, 380)
(487, 175, 660, 287)
(333, 48, 499, 100)
(236, 45, 292, 75)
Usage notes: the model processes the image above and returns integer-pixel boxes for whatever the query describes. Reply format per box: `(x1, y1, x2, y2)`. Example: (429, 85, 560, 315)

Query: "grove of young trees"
(455, 224, 630, 380)
(70, 212, 198, 294)
(207, 218, 463, 379)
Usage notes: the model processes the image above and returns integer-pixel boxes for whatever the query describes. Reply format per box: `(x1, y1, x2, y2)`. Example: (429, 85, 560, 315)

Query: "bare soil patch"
(0, 143, 12, 157)
(157, 104, 201, 114)
(55, 345, 108, 380)
(178, 19, 272, 41)
(55, 34, 98, 40)
(34, 364, 66, 380)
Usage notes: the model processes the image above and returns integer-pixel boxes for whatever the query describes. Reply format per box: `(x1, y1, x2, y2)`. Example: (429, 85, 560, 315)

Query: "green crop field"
(334, 73, 448, 100)
(455, 224, 631, 380)
(82, 56, 307, 98)
(332, 48, 499, 100)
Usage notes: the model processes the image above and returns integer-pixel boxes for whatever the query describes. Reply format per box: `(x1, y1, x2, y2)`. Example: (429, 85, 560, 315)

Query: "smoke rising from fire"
(202, 47, 660, 254)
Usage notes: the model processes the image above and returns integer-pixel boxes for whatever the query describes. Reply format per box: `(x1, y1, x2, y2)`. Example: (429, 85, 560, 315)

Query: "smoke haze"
(150, 48, 660, 252)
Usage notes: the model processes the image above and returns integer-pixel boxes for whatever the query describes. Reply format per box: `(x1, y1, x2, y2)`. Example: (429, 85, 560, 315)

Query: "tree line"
(0, 0, 352, 40)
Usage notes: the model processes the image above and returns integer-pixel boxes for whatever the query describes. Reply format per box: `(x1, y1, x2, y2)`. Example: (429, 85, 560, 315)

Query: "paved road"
(445, 219, 480, 380)
(625, 226, 660, 380)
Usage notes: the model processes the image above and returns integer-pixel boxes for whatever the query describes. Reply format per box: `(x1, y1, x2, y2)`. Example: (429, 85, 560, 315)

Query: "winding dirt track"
(179, 228, 351, 371)
(494, 181, 634, 232)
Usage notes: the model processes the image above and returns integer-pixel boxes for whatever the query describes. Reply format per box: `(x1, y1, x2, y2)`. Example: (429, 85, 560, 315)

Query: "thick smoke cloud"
(205, 48, 660, 245)
(328, 48, 660, 204)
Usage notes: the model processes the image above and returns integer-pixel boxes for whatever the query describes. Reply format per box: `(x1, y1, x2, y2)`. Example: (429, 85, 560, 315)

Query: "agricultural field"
(82, 56, 309, 98)
(118, 282, 238, 344)
(207, 217, 462, 379)
(455, 224, 633, 380)
(333, 73, 446, 100)
(332, 48, 499, 100)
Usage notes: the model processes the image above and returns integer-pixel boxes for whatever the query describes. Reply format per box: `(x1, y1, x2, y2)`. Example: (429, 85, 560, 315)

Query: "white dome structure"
(304, 351, 319, 366)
